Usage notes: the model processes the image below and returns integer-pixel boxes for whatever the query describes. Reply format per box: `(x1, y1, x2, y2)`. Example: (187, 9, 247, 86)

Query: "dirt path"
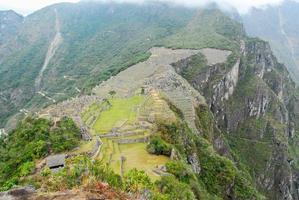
(38, 91, 56, 103)
(35, 9, 63, 92)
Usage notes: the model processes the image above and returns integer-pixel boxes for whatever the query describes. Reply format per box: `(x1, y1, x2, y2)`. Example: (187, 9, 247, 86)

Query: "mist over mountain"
(242, 0, 299, 84)
(0, 0, 295, 15)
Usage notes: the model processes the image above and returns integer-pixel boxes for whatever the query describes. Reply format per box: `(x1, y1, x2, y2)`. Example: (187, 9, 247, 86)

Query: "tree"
(123, 169, 153, 193)
(146, 136, 172, 156)
(109, 90, 116, 98)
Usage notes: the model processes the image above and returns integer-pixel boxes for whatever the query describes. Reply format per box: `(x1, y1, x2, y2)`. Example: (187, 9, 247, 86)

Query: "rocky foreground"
(0, 184, 133, 200)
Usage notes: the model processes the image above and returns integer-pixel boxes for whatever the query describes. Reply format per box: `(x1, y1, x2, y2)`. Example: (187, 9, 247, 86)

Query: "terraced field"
(119, 143, 169, 180)
(80, 94, 172, 178)
(92, 96, 145, 134)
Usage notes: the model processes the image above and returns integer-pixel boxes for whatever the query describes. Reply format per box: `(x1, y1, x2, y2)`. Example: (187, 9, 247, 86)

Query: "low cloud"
(0, 0, 79, 15)
(0, 0, 293, 15)
(95, 0, 286, 13)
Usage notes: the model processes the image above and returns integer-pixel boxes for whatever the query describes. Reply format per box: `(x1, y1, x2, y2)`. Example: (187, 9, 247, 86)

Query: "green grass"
(69, 139, 95, 155)
(99, 138, 114, 163)
(93, 96, 145, 134)
(119, 143, 170, 180)
(109, 142, 122, 175)
(98, 139, 169, 180)
(179, 53, 208, 80)
(288, 133, 299, 170)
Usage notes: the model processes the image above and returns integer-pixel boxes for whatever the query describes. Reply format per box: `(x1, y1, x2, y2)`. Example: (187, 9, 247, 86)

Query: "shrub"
(36, 155, 123, 192)
(156, 175, 195, 200)
(165, 161, 195, 183)
(18, 161, 35, 177)
(123, 169, 153, 193)
(0, 178, 18, 192)
(41, 167, 51, 177)
(146, 136, 172, 156)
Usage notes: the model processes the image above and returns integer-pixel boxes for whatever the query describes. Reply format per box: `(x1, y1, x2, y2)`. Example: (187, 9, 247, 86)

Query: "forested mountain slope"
(0, 10, 23, 46)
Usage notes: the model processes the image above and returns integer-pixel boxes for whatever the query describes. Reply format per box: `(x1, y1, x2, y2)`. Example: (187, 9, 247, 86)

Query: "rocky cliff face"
(174, 38, 299, 199)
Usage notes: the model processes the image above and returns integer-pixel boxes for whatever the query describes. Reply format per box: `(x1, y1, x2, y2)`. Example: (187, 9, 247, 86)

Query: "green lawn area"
(98, 141, 169, 180)
(69, 139, 96, 155)
(119, 143, 170, 180)
(93, 95, 145, 134)
(99, 138, 114, 164)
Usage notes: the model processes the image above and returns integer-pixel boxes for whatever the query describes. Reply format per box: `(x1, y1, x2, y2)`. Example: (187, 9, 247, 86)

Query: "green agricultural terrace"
(93, 95, 145, 134)
(81, 94, 171, 179)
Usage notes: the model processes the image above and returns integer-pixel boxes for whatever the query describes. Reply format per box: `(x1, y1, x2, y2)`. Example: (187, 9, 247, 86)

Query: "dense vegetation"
(146, 135, 172, 156)
(0, 117, 81, 191)
(157, 121, 264, 200)
(31, 155, 197, 199)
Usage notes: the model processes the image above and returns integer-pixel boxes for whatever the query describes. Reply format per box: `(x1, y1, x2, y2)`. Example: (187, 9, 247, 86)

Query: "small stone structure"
(46, 154, 66, 171)
(120, 156, 126, 176)
(117, 136, 149, 144)
(80, 127, 92, 141)
(152, 165, 170, 176)
(100, 130, 144, 139)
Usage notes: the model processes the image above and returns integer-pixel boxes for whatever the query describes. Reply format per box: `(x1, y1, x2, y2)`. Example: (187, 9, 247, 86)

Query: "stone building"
(46, 154, 66, 171)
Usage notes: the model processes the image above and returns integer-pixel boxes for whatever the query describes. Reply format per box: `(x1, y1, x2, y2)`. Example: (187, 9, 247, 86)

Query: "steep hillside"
(0, 3, 244, 130)
(174, 35, 299, 199)
(242, 0, 299, 83)
(0, 10, 23, 46)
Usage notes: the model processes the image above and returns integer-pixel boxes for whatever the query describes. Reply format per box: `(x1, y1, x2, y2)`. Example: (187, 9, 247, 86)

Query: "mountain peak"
(0, 9, 23, 46)
(0, 9, 23, 18)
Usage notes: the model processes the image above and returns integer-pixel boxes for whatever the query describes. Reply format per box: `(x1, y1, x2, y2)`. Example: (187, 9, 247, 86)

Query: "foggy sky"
(0, 0, 295, 15)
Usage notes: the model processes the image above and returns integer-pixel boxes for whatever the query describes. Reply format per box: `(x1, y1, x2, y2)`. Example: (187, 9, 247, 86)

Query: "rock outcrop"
(0, 186, 132, 200)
